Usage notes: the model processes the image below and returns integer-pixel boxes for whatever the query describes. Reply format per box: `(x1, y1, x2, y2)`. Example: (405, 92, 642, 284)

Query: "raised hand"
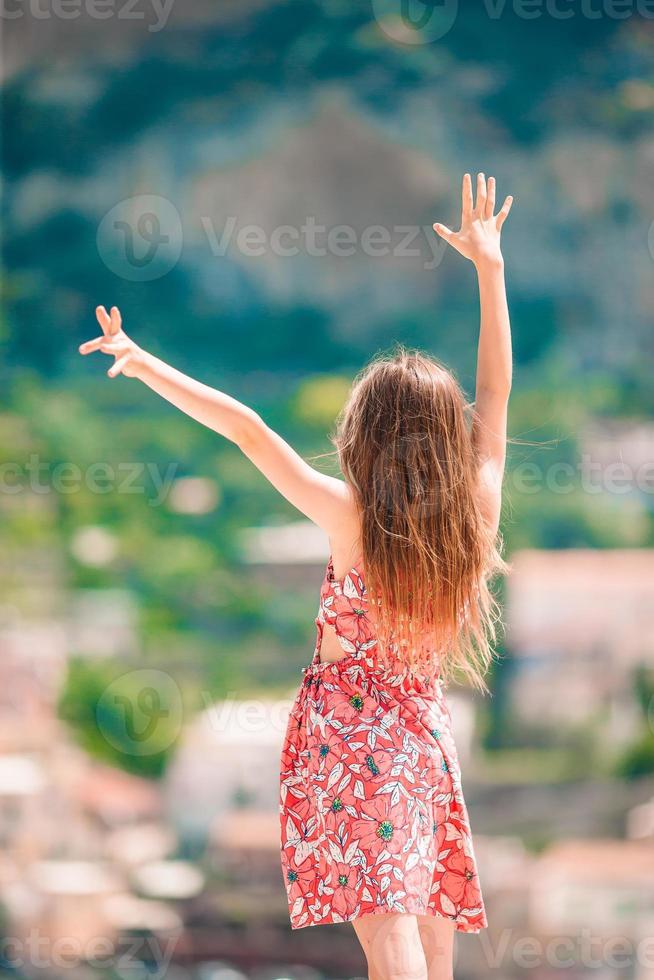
(79, 306, 142, 378)
(433, 173, 513, 267)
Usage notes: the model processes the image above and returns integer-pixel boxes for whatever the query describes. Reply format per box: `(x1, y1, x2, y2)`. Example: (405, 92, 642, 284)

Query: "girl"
(80, 173, 513, 980)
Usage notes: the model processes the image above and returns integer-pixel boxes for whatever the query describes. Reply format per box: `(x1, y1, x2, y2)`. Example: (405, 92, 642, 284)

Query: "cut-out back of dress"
(315, 553, 377, 666)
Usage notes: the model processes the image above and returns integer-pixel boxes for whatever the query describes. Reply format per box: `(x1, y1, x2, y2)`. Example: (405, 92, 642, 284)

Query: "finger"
(485, 176, 496, 220)
(108, 354, 130, 379)
(109, 306, 122, 336)
(79, 337, 124, 356)
(461, 173, 473, 219)
(475, 172, 486, 215)
(79, 336, 105, 355)
(496, 195, 513, 230)
(96, 306, 112, 336)
(433, 222, 455, 244)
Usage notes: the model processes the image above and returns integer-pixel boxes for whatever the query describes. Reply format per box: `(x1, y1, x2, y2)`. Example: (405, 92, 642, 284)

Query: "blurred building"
(238, 519, 331, 592)
(239, 520, 329, 566)
(164, 698, 291, 847)
(530, 838, 654, 931)
(470, 834, 532, 932)
(211, 808, 281, 889)
(627, 795, 654, 840)
(0, 747, 189, 968)
(0, 618, 67, 752)
(506, 549, 654, 736)
(67, 588, 139, 659)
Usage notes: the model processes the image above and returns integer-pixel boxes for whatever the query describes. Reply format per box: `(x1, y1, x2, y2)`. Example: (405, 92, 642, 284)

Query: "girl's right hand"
(79, 306, 143, 378)
(433, 173, 513, 269)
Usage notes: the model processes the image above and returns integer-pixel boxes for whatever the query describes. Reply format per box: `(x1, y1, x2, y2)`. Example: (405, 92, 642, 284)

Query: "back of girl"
(80, 172, 513, 979)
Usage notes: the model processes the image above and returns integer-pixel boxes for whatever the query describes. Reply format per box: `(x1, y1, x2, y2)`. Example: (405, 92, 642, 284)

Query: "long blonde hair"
(332, 345, 506, 690)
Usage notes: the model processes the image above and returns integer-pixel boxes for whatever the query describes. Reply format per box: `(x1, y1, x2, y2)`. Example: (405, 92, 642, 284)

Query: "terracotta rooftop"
(510, 549, 654, 586)
(507, 549, 654, 657)
(74, 765, 162, 823)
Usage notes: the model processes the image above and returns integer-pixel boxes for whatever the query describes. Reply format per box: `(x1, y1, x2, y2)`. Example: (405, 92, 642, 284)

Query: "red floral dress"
(279, 555, 487, 932)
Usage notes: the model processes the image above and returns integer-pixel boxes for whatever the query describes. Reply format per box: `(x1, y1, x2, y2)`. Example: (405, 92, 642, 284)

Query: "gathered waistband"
(300, 651, 443, 695)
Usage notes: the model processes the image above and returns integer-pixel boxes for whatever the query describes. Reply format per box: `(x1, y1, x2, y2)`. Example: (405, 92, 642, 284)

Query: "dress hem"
(289, 902, 488, 934)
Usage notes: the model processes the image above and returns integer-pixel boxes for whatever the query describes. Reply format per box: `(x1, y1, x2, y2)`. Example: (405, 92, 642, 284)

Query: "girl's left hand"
(79, 306, 143, 378)
(433, 173, 513, 268)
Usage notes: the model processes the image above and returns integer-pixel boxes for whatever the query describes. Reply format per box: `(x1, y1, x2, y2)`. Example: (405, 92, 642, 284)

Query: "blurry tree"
(58, 657, 178, 778)
(616, 666, 654, 780)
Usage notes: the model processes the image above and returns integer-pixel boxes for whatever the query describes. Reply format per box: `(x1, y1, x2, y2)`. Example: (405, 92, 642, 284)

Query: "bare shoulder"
(327, 480, 362, 579)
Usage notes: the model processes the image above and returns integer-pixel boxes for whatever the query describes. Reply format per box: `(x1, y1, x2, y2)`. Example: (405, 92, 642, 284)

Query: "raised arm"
(433, 173, 513, 534)
(79, 306, 353, 533)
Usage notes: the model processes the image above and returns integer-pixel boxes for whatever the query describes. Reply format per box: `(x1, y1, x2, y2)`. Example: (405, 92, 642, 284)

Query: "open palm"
(433, 173, 512, 266)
